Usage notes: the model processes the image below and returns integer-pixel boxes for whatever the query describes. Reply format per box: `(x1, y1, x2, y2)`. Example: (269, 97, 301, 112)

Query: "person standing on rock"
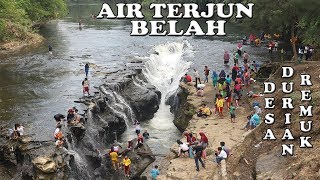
(85, 63, 89, 77)
(204, 66, 210, 83)
(229, 103, 236, 123)
(54, 124, 63, 140)
(82, 78, 90, 96)
(109, 150, 119, 170)
(193, 142, 205, 171)
(55, 137, 64, 148)
(199, 132, 209, 160)
(135, 122, 141, 135)
(193, 69, 201, 87)
(135, 133, 144, 149)
(151, 165, 160, 180)
(122, 155, 131, 177)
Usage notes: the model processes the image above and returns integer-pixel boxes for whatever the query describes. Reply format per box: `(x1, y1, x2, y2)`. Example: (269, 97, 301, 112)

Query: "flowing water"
(0, 2, 269, 176)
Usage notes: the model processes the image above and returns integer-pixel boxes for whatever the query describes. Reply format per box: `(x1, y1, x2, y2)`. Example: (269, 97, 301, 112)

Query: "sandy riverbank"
(157, 79, 260, 180)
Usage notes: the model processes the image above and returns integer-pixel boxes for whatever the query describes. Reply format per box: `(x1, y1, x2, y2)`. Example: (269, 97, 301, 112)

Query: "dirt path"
(158, 80, 254, 180)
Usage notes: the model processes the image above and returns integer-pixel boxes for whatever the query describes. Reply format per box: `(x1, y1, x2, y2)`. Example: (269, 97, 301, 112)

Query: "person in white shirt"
(177, 140, 189, 157)
(135, 122, 141, 135)
(55, 138, 64, 148)
(54, 124, 62, 139)
(193, 69, 201, 87)
(16, 125, 24, 136)
(215, 147, 228, 164)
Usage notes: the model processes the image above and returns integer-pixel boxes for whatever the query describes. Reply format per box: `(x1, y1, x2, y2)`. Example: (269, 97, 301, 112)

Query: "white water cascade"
(142, 41, 193, 151)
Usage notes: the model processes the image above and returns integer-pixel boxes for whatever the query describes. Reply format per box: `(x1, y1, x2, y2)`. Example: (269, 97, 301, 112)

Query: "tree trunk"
(291, 24, 298, 62)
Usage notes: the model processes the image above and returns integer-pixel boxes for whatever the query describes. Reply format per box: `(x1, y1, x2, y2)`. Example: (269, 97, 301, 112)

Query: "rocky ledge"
(165, 82, 196, 132)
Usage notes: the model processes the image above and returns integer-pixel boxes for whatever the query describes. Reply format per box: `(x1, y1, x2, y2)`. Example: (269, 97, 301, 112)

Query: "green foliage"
(0, 0, 67, 42)
(18, 0, 67, 23)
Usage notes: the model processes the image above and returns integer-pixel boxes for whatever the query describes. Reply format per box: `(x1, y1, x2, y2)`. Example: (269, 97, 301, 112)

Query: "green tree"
(18, 0, 67, 24)
(0, 0, 31, 41)
(0, 0, 67, 43)
(241, 0, 320, 61)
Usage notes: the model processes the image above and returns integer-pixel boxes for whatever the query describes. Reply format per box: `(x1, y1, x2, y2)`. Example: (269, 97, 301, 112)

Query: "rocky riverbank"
(228, 62, 320, 179)
(0, 59, 162, 179)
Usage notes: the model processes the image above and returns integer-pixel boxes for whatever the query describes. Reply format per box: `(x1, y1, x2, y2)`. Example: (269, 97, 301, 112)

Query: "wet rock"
(121, 83, 161, 121)
(69, 125, 86, 142)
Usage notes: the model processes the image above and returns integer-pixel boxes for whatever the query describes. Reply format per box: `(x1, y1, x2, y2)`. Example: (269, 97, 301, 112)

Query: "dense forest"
(0, 0, 67, 43)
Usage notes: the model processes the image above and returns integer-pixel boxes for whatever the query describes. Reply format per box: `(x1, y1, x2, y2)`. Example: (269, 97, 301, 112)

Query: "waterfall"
(100, 85, 135, 126)
(135, 41, 193, 151)
(143, 41, 193, 102)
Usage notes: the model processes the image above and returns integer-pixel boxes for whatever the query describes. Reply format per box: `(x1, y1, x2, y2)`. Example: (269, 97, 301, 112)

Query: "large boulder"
(168, 84, 196, 132)
(32, 156, 57, 173)
(121, 83, 161, 121)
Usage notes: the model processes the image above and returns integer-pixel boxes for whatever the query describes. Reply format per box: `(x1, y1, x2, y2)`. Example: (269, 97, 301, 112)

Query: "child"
(122, 156, 131, 177)
(82, 78, 90, 96)
(232, 91, 240, 107)
(214, 94, 220, 115)
(216, 95, 225, 118)
(229, 103, 236, 123)
(151, 165, 160, 180)
(226, 91, 232, 109)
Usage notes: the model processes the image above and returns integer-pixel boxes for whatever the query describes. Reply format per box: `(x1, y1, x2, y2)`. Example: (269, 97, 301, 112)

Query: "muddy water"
(0, 3, 268, 151)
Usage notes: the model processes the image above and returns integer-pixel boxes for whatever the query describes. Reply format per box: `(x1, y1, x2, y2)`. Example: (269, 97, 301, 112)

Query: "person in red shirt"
(199, 132, 209, 160)
(204, 66, 210, 83)
(235, 75, 243, 85)
(231, 64, 239, 81)
(183, 74, 192, 83)
(184, 132, 196, 145)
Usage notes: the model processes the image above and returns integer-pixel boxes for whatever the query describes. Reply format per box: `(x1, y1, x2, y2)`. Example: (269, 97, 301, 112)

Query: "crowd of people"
(191, 56, 261, 126)
(178, 40, 268, 172)
(178, 131, 233, 171)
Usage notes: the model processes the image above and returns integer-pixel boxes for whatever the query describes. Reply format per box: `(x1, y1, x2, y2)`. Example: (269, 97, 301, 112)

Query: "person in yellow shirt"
(122, 156, 131, 177)
(197, 104, 211, 117)
(109, 151, 119, 170)
(216, 95, 225, 118)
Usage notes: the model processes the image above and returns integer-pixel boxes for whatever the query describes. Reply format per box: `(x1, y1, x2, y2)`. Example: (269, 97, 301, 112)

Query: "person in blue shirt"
(225, 75, 232, 85)
(211, 71, 218, 88)
(250, 113, 260, 128)
(85, 63, 89, 77)
(151, 165, 160, 180)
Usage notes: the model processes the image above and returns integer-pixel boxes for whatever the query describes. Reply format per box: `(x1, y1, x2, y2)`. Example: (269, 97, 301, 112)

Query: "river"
(0, 2, 268, 170)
